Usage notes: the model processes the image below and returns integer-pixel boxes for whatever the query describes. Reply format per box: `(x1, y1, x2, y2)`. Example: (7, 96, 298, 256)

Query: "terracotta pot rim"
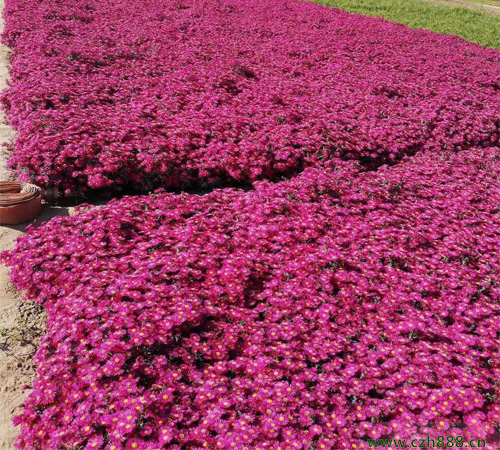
(0, 181, 43, 224)
(0, 195, 42, 209)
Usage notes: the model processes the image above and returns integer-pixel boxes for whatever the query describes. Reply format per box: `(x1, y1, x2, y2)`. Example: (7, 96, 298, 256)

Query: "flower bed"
(3, 0, 500, 194)
(3, 148, 499, 449)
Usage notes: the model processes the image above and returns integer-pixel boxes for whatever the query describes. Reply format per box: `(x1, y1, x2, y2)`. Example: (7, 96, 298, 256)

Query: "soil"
(0, 1, 74, 448)
(429, 0, 500, 15)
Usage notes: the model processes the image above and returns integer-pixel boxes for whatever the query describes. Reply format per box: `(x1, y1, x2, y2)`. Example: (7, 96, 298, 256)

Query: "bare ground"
(0, 1, 74, 447)
(428, 0, 500, 15)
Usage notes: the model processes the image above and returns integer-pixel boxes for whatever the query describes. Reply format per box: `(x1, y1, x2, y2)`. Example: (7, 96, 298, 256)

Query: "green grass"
(310, 0, 500, 49)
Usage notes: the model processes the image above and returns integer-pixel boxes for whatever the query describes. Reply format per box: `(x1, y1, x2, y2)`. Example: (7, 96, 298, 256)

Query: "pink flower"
(2, 0, 500, 448)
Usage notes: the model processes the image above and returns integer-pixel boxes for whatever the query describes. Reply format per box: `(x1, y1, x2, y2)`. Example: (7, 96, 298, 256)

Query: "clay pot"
(0, 181, 42, 225)
(43, 186, 59, 204)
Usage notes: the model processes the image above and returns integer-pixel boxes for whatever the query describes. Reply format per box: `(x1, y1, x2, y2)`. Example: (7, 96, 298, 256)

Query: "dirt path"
(0, 2, 27, 447)
(0, 1, 74, 448)
(428, 0, 500, 16)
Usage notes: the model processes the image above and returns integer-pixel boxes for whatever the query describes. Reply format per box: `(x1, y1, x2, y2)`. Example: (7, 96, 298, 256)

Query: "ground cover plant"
(3, 0, 500, 448)
(3, 147, 500, 449)
(3, 0, 500, 194)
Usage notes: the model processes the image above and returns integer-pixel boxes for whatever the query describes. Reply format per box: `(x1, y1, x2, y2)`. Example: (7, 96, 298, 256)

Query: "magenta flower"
(2, 147, 499, 448)
(3, 0, 500, 194)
